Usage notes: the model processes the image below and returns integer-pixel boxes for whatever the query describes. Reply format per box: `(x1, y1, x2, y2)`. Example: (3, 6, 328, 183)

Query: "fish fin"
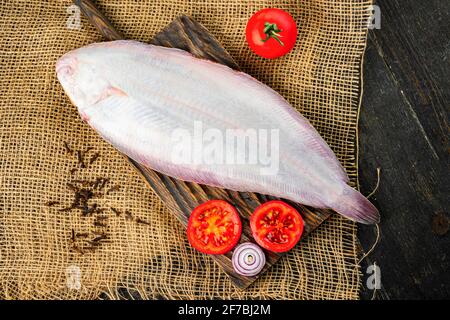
(330, 184, 380, 224)
(296, 125, 349, 182)
(300, 134, 349, 182)
(272, 99, 349, 182)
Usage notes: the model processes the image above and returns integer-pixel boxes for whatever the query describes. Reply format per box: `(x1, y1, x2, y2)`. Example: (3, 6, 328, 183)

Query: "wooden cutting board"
(75, 0, 333, 289)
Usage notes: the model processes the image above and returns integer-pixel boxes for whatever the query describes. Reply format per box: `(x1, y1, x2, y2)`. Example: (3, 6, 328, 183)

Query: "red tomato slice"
(245, 8, 298, 59)
(187, 200, 242, 255)
(250, 200, 304, 253)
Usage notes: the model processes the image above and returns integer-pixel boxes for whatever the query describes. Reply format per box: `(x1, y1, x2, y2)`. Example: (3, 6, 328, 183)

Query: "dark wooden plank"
(75, 0, 332, 289)
(75, 0, 123, 40)
(358, 0, 450, 299)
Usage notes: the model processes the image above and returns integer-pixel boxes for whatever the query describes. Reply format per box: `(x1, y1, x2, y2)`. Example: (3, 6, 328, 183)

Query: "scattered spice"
(125, 210, 133, 221)
(89, 152, 100, 165)
(59, 206, 75, 212)
(71, 244, 84, 255)
(45, 200, 60, 207)
(111, 207, 121, 216)
(95, 207, 107, 214)
(92, 177, 102, 189)
(84, 146, 94, 154)
(91, 230, 106, 236)
(94, 221, 107, 228)
(78, 188, 93, 199)
(92, 234, 108, 242)
(75, 232, 89, 238)
(87, 241, 101, 247)
(98, 178, 109, 190)
(136, 217, 150, 226)
(82, 203, 97, 217)
(76, 150, 85, 168)
(63, 141, 73, 154)
(50, 144, 147, 255)
(71, 192, 82, 209)
(66, 183, 79, 192)
(106, 185, 120, 195)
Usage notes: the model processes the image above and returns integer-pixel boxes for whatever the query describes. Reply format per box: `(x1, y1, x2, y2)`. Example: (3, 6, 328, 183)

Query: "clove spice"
(76, 150, 85, 168)
(136, 217, 150, 226)
(53, 144, 151, 255)
(125, 210, 133, 221)
(106, 185, 120, 195)
(111, 207, 121, 216)
(89, 152, 99, 165)
(45, 200, 60, 207)
(63, 141, 73, 154)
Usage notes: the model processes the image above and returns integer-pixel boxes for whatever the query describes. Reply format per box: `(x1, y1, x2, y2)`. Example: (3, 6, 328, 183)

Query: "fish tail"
(330, 184, 380, 224)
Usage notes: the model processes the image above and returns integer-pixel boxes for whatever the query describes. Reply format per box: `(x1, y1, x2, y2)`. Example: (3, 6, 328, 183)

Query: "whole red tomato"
(245, 8, 298, 59)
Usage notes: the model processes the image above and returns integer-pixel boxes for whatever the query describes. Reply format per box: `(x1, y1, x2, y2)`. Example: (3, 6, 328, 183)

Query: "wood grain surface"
(358, 0, 449, 299)
(74, 0, 332, 289)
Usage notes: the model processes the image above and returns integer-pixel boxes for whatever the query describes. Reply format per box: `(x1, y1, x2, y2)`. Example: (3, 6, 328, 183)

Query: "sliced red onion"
(232, 242, 266, 277)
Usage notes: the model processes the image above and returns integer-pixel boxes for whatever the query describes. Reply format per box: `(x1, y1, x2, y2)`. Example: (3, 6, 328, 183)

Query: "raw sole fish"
(56, 40, 379, 224)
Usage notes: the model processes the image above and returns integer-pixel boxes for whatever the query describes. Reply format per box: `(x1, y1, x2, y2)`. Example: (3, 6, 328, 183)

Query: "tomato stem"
(261, 22, 284, 46)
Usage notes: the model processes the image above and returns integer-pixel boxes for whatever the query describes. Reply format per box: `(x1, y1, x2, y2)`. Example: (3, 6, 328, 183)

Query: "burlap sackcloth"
(0, 0, 372, 299)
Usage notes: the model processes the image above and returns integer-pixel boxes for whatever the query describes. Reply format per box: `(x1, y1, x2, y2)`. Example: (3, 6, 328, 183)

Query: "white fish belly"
(57, 40, 382, 225)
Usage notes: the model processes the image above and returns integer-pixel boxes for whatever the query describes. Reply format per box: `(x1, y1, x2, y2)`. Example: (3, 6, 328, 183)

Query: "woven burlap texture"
(0, 0, 371, 299)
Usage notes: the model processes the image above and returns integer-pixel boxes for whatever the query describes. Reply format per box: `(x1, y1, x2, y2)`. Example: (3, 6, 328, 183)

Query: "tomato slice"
(187, 200, 242, 255)
(250, 200, 304, 253)
(245, 8, 298, 59)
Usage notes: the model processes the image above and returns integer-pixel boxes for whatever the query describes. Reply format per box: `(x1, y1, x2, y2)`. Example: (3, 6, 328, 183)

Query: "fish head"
(56, 49, 111, 114)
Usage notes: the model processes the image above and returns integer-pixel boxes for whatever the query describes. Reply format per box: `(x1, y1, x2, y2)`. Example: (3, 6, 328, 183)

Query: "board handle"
(74, 0, 124, 41)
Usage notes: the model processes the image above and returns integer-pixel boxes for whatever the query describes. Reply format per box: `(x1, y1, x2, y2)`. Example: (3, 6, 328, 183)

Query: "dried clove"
(63, 141, 72, 154)
(75, 232, 89, 238)
(82, 203, 97, 217)
(89, 152, 100, 165)
(110, 207, 121, 216)
(87, 241, 101, 247)
(106, 185, 120, 195)
(84, 146, 94, 154)
(125, 210, 133, 221)
(94, 221, 107, 228)
(76, 150, 85, 168)
(95, 207, 107, 214)
(71, 192, 81, 208)
(92, 234, 108, 242)
(60, 144, 139, 255)
(45, 200, 60, 207)
(84, 245, 97, 252)
(98, 178, 109, 190)
(66, 183, 79, 192)
(59, 206, 75, 212)
(78, 188, 93, 199)
(92, 177, 102, 189)
(91, 230, 106, 236)
(71, 244, 84, 255)
(136, 217, 150, 226)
